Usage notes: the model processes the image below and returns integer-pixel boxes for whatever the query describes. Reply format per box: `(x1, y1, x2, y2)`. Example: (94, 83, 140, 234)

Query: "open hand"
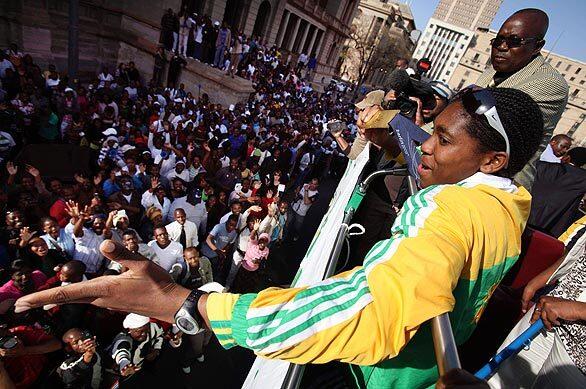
(6, 161, 18, 176)
(15, 240, 190, 324)
(25, 164, 40, 178)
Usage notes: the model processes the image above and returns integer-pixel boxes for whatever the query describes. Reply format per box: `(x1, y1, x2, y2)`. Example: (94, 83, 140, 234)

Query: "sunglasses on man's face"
(490, 35, 541, 49)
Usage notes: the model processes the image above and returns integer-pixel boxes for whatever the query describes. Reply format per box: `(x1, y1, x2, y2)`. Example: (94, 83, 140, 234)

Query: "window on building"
(457, 79, 466, 90)
(473, 53, 480, 62)
(572, 88, 579, 97)
(446, 70, 451, 75)
(556, 61, 561, 68)
(464, 70, 470, 76)
(577, 67, 582, 74)
(570, 77, 575, 81)
(565, 64, 572, 71)
(580, 80, 585, 85)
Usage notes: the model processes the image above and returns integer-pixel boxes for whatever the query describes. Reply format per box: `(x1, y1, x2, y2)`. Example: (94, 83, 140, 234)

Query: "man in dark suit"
(108, 177, 143, 228)
(529, 147, 586, 237)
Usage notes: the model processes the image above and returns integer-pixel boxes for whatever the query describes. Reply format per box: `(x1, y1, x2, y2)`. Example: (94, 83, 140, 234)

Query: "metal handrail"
(406, 176, 461, 375)
(282, 172, 461, 389)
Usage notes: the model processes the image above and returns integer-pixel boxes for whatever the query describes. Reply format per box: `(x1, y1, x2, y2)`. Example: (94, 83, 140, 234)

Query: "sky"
(407, 0, 585, 62)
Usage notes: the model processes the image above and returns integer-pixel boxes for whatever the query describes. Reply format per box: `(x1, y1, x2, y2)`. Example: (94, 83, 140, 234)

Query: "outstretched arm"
(15, 190, 471, 365)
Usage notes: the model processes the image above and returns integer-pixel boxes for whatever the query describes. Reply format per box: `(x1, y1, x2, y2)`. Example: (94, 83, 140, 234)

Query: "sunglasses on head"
(490, 35, 541, 49)
(453, 86, 510, 167)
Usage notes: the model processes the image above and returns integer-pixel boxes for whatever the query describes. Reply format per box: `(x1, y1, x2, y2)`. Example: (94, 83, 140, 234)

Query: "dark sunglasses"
(453, 86, 510, 166)
(490, 35, 541, 48)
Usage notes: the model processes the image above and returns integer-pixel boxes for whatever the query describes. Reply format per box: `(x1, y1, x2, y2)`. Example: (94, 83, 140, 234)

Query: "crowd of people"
(0, 10, 355, 386)
(154, 8, 317, 87)
(0, 5, 585, 389)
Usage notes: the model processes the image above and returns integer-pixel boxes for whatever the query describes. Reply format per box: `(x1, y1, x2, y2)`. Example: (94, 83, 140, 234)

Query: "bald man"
(476, 8, 569, 190)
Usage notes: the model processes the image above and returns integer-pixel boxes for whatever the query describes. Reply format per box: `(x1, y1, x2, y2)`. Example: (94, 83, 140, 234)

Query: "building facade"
(432, 0, 502, 30)
(412, 0, 501, 83)
(1, 0, 359, 96)
(448, 28, 586, 144)
(338, 0, 416, 88)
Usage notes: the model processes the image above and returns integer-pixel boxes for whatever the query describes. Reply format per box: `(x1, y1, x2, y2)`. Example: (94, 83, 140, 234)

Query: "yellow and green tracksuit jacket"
(206, 172, 531, 388)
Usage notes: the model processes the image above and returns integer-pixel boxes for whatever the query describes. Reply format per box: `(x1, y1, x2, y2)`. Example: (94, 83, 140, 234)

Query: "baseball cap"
(355, 90, 385, 110)
(362, 109, 400, 130)
(429, 81, 454, 101)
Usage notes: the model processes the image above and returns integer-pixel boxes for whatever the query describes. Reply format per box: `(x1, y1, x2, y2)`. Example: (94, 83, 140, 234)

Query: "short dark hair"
(10, 259, 32, 275)
(41, 216, 58, 226)
(227, 214, 239, 224)
(567, 147, 586, 167)
(122, 230, 138, 239)
(551, 134, 572, 143)
(62, 260, 87, 275)
(456, 87, 544, 178)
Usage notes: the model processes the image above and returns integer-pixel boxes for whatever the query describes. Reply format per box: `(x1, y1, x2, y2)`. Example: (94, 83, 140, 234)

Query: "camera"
(381, 92, 419, 118)
(326, 121, 347, 135)
(0, 336, 19, 350)
(381, 69, 436, 119)
(80, 330, 93, 341)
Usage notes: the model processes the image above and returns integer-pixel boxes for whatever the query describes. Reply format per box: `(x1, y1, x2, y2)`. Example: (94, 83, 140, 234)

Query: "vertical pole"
(68, 0, 79, 85)
(407, 176, 461, 376)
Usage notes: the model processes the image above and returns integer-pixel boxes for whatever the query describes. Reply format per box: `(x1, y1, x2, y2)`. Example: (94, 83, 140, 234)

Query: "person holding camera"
(110, 313, 164, 380)
(58, 328, 102, 389)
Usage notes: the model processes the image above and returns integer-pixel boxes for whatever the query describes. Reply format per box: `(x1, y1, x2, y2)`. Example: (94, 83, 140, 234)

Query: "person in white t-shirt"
(540, 134, 572, 163)
(147, 227, 184, 272)
(287, 178, 319, 241)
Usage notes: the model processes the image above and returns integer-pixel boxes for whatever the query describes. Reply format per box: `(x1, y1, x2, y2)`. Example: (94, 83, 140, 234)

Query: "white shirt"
(98, 72, 114, 87)
(195, 25, 204, 43)
(0, 59, 14, 78)
(299, 152, 314, 171)
(292, 187, 318, 217)
(147, 240, 184, 271)
(165, 220, 199, 248)
(219, 207, 253, 231)
(69, 226, 105, 273)
(168, 196, 199, 223)
(540, 144, 562, 163)
(141, 191, 171, 222)
(166, 169, 191, 182)
(219, 155, 230, 168)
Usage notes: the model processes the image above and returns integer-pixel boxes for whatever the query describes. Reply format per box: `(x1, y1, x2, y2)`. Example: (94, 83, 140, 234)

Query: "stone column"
(287, 15, 301, 51)
(298, 21, 311, 54)
(276, 10, 290, 47)
(306, 26, 319, 56)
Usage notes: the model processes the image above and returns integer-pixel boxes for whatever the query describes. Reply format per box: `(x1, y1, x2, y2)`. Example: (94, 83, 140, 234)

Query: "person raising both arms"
(15, 87, 544, 388)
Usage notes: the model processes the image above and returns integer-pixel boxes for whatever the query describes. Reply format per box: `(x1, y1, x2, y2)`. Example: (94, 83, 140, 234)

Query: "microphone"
(386, 69, 412, 94)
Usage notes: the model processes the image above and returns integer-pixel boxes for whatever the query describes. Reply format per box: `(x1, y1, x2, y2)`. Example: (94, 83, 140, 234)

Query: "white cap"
(120, 144, 136, 153)
(174, 98, 182, 103)
(113, 209, 128, 226)
(123, 313, 150, 329)
(198, 282, 224, 293)
(102, 128, 117, 137)
(64, 87, 74, 93)
(229, 104, 235, 111)
(214, 21, 220, 26)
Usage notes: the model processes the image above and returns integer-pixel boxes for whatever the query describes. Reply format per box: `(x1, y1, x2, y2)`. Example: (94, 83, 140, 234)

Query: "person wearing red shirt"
(49, 185, 76, 228)
(0, 314, 61, 388)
